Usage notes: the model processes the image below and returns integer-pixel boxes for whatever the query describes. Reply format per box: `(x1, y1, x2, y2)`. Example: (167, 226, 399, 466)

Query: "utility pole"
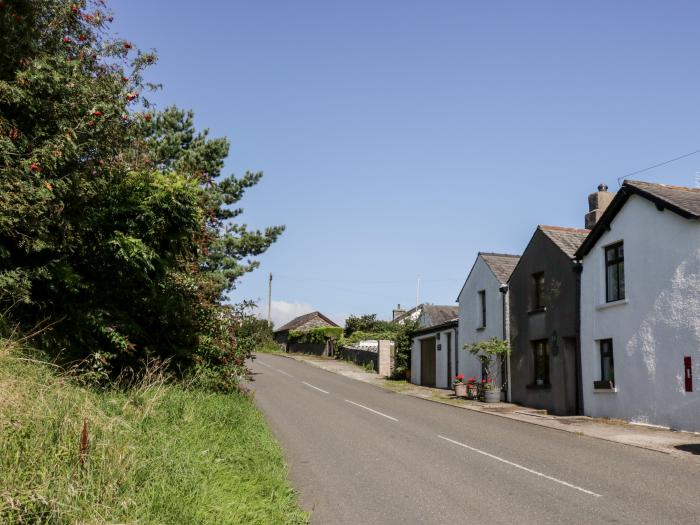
(267, 273, 273, 326)
(416, 275, 420, 308)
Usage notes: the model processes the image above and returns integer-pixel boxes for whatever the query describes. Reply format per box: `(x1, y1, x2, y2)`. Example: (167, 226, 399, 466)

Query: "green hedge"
(288, 327, 343, 345)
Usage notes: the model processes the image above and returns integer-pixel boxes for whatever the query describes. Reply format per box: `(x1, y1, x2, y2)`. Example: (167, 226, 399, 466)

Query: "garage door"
(420, 338, 436, 387)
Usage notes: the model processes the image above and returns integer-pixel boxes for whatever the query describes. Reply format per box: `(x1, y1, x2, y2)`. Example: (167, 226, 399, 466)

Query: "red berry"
(79, 35, 87, 41)
(30, 162, 42, 172)
(91, 110, 102, 116)
(63, 36, 71, 43)
(126, 93, 137, 101)
(71, 5, 78, 13)
(122, 76, 129, 82)
(123, 42, 132, 49)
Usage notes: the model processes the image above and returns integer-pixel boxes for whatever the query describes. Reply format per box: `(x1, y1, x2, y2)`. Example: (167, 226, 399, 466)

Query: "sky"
(110, 0, 700, 327)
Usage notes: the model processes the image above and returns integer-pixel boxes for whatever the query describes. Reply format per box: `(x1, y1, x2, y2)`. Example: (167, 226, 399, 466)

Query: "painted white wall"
(410, 327, 458, 388)
(580, 195, 700, 431)
(457, 256, 506, 386)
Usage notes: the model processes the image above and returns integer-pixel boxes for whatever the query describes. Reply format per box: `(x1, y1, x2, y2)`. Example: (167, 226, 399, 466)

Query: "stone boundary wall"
(338, 340, 395, 377)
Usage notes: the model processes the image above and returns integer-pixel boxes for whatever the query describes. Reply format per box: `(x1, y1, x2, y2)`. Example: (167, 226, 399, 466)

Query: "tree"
(0, 0, 282, 388)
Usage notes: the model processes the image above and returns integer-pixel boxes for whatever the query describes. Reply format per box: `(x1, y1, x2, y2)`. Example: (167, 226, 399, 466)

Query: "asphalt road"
(250, 354, 700, 525)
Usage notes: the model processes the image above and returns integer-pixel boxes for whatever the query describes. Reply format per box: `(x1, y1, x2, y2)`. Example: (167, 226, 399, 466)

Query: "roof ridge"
(625, 179, 700, 193)
(538, 224, 590, 234)
(479, 252, 520, 258)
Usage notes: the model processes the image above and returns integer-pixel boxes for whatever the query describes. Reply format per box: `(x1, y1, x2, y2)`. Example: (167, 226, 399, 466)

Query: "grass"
(0, 342, 307, 524)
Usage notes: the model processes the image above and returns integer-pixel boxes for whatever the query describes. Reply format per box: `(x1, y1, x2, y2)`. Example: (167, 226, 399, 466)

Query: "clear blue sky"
(111, 0, 700, 325)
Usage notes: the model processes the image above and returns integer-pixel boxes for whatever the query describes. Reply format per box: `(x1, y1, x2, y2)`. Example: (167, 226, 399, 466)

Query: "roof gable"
(274, 311, 338, 333)
(480, 253, 521, 284)
(508, 225, 588, 282)
(576, 179, 700, 257)
(456, 252, 520, 301)
(538, 225, 590, 258)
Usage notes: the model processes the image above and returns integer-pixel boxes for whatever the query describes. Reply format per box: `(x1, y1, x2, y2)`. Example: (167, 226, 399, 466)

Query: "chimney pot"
(598, 183, 608, 192)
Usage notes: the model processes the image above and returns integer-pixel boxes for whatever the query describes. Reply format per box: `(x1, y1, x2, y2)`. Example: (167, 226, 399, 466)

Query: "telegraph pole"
(267, 273, 273, 326)
(416, 275, 420, 308)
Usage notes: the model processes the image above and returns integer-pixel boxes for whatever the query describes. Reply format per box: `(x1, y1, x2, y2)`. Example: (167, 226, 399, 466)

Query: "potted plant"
(466, 376, 478, 399)
(465, 337, 511, 404)
(453, 374, 467, 397)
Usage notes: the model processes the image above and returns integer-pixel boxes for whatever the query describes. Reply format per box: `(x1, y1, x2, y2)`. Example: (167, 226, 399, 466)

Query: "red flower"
(78, 34, 87, 41)
(71, 5, 78, 13)
(458, 374, 464, 380)
(63, 36, 71, 43)
(122, 76, 129, 82)
(30, 163, 42, 173)
(487, 379, 492, 383)
(126, 93, 137, 101)
(143, 113, 152, 121)
(91, 110, 102, 116)
(481, 379, 486, 383)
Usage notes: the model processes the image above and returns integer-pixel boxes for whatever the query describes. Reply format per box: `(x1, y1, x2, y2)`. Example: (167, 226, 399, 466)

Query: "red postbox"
(684, 356, 692, 393)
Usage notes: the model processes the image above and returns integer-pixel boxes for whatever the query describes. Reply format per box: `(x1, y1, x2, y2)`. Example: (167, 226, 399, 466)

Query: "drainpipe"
(573, 259, 584, 415)
(499, 283, 511, 402)
(455, 325, 459, 376)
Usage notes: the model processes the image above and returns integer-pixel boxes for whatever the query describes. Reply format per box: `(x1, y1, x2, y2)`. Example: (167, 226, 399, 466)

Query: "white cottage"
(457, 253, 519, 399)
(576, 180, 700, 431)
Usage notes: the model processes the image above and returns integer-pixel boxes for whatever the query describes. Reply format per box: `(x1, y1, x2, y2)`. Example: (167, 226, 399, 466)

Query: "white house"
(457, 253, 519, 399)
(576, 180, 700, 432)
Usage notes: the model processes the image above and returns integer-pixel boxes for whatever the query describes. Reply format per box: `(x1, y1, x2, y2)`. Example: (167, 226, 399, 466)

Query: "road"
(250, 354, 700, 524)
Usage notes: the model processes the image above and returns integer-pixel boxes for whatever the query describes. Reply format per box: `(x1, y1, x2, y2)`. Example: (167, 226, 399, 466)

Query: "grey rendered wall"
(509, 229, 580, 415)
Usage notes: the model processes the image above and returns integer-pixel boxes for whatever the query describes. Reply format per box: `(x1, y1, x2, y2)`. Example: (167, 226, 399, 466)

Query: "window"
(532, 340, 549, 385)
(478, 290, 486, 328)
(532, 272, 545, 309)
(600, 339, 614, 385)
(605, 242, 625, 302)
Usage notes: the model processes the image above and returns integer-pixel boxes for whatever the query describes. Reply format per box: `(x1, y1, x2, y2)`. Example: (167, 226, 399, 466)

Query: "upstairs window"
(605, 242, 625, 302)
(478, 290, 486, 328)
(532, 272, 545, 310)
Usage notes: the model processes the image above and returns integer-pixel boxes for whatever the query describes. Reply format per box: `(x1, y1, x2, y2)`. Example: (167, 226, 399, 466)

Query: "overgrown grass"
(0, 341, 307, 524)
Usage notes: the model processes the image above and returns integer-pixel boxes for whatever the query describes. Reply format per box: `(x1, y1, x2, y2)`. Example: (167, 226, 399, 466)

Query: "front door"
(446, 332, 452, 388)
(420, 338, 436, 387)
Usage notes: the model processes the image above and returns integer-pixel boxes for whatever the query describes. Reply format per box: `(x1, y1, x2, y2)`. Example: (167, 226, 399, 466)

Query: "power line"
(616, 148, 700, 186)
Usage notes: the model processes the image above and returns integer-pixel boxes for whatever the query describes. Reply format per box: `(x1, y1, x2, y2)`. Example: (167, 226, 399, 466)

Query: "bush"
(0, 1, 283, 388)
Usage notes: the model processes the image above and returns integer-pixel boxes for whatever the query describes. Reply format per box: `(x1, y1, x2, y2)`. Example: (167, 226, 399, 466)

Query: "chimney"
(585, 183, 615, 229)
(392, 303, 406, 320)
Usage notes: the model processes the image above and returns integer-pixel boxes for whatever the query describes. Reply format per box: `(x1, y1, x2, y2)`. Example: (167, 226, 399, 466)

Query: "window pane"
(618, 263, 625, 300)
(607, 265, 618, 301)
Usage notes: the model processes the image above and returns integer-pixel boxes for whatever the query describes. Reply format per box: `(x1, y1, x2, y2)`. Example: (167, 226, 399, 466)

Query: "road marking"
(257, 361, 273, 369)
(276, 368, 294, 378)
(437, 435, 602, 497)
(302, 382, 329, 394)
(345, 400, 398, 422)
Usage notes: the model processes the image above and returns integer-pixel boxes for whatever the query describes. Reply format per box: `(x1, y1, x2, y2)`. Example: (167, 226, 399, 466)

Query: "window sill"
(596, 299, 628, 310)
(526, 383, 551, 390)
(528, 307, 547, 316)
(593, 387, 618, 393)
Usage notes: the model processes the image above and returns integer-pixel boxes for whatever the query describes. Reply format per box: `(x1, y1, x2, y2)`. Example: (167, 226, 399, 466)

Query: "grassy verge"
(0, 344, 307, 524)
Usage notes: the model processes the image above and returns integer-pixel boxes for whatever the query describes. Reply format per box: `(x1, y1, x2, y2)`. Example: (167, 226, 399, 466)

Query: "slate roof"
(422, 305, 459, 327)
(392, 303, 458, 329)
(538, 225, 590, 258)
(625, 180, 700, 218)
(274, 311, 339, 333)
(480, 253, 521, 284)
(576, 179, 700, 257)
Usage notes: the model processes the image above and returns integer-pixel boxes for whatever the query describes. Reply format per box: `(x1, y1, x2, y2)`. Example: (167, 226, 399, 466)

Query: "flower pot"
(484, 390, 501, 403)
(467, 384, 478, 399)
(454, 383, 467, 398)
